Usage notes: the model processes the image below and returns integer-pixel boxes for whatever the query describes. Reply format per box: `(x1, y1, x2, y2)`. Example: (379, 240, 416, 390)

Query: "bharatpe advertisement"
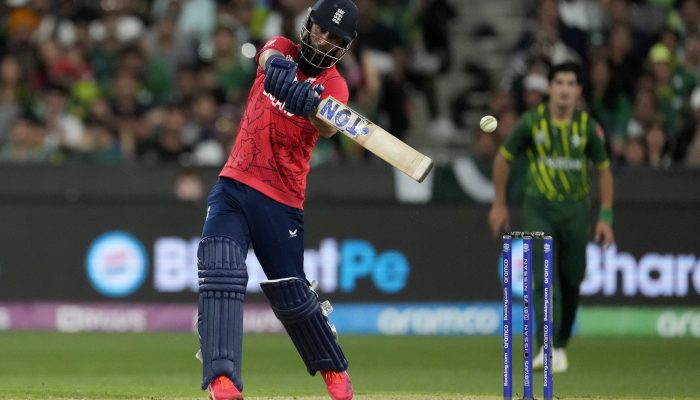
(0, 201, 698, 336)
(0, 202, 498, 303)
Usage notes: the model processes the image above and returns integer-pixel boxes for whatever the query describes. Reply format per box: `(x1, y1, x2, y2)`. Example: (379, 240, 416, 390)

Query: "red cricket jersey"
(219, 36, 349, 209)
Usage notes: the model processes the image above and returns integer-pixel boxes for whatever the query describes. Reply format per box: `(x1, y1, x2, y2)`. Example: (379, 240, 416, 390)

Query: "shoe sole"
(208, 390, 243, 400)
(208, 395, 244, 400)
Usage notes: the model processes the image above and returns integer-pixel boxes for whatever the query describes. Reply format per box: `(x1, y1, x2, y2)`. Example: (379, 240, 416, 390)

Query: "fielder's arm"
(594, 166, 615, 245)
(491, 154, 510, 209)
(488, 153, 511, 236)
(597, 167, 614, 211)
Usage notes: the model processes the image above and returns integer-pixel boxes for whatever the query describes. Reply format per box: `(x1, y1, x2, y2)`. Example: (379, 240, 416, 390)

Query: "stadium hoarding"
(0, 302, 282, 333)
(0, 200, 698, 305)
(2, 301, 699, 338)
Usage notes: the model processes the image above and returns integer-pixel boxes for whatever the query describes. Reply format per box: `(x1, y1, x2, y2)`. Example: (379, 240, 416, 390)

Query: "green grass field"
(0, 332, 698, 399)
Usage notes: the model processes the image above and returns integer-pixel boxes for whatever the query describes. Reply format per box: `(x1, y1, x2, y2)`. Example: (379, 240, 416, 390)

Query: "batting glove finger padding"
(284, 81, 318, 117)
(311, 84, 325, 110)
(264, 55, 297, 102)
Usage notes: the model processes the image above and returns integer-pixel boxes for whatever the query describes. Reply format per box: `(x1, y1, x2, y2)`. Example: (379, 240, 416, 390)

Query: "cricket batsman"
(195, 1, 359, 399)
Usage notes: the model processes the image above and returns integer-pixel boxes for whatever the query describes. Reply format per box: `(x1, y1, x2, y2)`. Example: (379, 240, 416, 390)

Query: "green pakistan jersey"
(500, 103, 610, 201)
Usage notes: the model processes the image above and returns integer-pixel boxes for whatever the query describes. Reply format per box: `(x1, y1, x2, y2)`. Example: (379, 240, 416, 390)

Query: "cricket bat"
(315, 96, 434, 183)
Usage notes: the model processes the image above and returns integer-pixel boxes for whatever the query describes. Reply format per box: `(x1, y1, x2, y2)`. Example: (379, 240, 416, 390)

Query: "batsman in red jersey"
(196, 1, 358, 400)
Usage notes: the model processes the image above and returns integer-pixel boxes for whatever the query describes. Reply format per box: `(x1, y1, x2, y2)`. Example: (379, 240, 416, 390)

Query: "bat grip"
(312, 84, 325, 108)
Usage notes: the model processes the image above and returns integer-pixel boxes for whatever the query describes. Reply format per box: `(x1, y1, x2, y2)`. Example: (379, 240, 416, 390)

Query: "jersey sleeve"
(500, 111, 534, 162)
(255, 36, 296, 69)
(318, 74, 349, 104)
(586, 120, 610, 170)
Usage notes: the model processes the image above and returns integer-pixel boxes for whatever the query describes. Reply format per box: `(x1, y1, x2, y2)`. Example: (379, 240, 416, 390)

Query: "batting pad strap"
(260, 278, 348, 375)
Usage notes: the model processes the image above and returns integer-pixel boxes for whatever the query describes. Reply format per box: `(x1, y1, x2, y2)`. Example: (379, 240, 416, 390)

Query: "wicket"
(502, 231, 553, 400)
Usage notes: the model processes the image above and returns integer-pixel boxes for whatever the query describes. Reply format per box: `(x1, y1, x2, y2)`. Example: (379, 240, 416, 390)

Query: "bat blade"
(316, 96, 434, 182)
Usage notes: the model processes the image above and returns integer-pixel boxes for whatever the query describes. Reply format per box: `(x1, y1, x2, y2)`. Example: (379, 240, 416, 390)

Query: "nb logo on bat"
(318, 98, 370, 137)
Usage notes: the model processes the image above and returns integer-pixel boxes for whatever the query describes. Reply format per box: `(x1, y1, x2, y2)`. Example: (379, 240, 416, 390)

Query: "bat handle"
(312, 84, 325, 108)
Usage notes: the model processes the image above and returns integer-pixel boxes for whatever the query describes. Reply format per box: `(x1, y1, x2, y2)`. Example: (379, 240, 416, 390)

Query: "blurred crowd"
(6, 0, 698, 171)
(0, 0, 456, 166)
(475, 0, 700, 171)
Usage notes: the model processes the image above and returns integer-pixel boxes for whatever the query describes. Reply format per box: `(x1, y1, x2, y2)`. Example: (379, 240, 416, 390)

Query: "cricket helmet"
(299, 0, 358, 69)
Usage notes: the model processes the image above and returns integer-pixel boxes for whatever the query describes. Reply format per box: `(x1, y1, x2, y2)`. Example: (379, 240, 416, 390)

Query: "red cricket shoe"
(207, 376, 243, 400)
(320, 370, 353, 400)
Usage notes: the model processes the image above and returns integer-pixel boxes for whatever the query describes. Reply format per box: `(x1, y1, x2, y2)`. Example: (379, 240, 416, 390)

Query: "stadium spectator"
(4, 3, 41, 73)
(623, 137, 646, 166)
(682, 33, 700, 79)
(186, 91, 228, 166)
(644, 121, 672, 168)
(410, 0, 457, 120)
(674, 0, 700, 40)
(521, 72, 549, 111)
(85, 97, 117, 133)
(686, 129, 700, 165)
(216, 0, 257, 45)
(261, 0, 309, 40)
(586, 56, 632, 149)
(647, 42, 695, 142)
(142, 15, 198, 105)
(0, 113, 54, 163)
(140, 103, 192, 164)
(73, 119, 121, 164)
(185, 91, 220, 145)
(355, 0, 411, 141)
(487, 88, 517, 119)
(600, 0, 660, 57)
(557, 0, 606, 35)
(605, 24, 642, 98)
(619, 89, 659, 161)
(195, 62, 228, 103)
(502, 0, 581, 93)
(208, 22, 256, 105)
(676, 84, 700, 160)
(3, 0, 700, 170)
(89, 1, 146, 45)
(34, 38, 86, 89)
(0, 55, 29, 143)
(39, 84, 85, 154)
(177, 0, 217, 41)
(171, 65, 199, 105)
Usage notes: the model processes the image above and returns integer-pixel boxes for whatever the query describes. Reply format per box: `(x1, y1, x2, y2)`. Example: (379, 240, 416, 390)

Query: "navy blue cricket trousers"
(201, 177, 306, 280)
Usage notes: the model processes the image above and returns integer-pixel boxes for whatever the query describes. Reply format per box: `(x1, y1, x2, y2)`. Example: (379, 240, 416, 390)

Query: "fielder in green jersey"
(489, 62, 615, 373)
